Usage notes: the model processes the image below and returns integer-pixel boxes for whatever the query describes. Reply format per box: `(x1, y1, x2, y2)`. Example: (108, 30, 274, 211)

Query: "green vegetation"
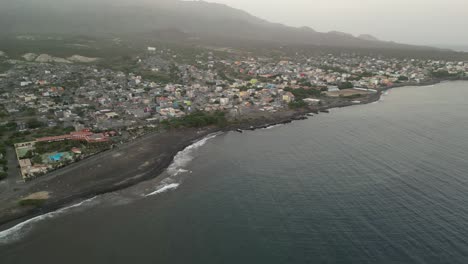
(138, 64, 180, 84)
(4, 125, 75, 146)
(430, 70, 461, 78)
(0, 142, 7, 179)
(139, 71, 172, 84)
(5, 131, 30, 146)
(398, 76, 409, 81)
(0, 104, 10, 119)
(321, 65, 348, 74)
(288, 100, 307, 109)
(161, 111, 227, 128)
(169, 64, 181, 83)
(284, 87, 322, 100)
(218, 71, 235, 83)
(18, 199, 46, 207)
(0, 142, 6, 155)
(26, 118, 45, 129)
(0, 36, 140, 60)
(31, 155, 43, 165)
(35, 140, 82, 155)
(284, 87, 322, 110)
(17, 107, 37, 117)
(338, 81, 354, 90)
(37, 126, 76, 138)
(360, 71, 374, 77)
(0, 62, 11, 73)
(96, 55, 138, 72)
(298, 78, 314, 87)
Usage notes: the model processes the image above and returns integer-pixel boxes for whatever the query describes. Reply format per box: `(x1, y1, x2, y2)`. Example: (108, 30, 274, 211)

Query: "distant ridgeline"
(0, 0, 467, 60)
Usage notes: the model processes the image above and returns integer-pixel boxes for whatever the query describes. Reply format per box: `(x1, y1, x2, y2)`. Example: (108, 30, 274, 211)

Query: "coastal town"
(0, 46, 467, 182)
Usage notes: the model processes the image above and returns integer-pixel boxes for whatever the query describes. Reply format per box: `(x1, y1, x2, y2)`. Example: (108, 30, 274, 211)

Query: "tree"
(32, 156, 43, 165)
(23, 150, 34, 159)
(338, 82, 354, 90)
(289, 100, 307, 109)
(284, 87, 322, 99)
(431, 70, 459, 78)
(27, 118, 45, 129)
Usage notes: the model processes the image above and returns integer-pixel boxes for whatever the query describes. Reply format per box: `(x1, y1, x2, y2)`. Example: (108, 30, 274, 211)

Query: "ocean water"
(1, 81, 468, 263)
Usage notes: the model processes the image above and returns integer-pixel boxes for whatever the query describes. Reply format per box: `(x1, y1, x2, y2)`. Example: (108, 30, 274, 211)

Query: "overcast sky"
(205, 0, 468, 48)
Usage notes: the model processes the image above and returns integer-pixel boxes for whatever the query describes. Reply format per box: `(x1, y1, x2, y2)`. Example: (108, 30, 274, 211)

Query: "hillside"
(0, 0, 445, 52)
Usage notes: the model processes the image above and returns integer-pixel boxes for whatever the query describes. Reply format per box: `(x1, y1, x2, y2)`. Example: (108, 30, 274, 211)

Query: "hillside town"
(0, 47, 467, 181)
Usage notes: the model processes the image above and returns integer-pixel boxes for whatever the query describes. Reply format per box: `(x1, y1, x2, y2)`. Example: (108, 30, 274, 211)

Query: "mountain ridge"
(0, 0, 446, 52)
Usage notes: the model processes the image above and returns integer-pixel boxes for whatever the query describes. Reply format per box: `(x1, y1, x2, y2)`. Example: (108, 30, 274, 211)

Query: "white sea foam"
(145, 132, 221, 197)
(145, 183, 180, 196)
(262, 124, 282, 130)
(167, 132, 221, 176)
(0, 197, 97, 245)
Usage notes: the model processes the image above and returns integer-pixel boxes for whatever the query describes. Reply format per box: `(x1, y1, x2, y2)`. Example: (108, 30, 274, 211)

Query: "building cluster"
(1, 49, 467, 134)
(0, 47, 467, 180)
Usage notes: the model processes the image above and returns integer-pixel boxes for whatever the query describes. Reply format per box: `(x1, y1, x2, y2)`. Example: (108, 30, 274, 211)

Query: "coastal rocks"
(67, 55, 99, 63)
(22, 53, 38, 61)
(292, 115, 308, 121)
(0, 51, 6, 57)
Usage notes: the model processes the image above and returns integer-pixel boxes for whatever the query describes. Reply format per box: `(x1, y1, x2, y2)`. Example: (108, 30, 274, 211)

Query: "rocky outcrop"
(35, 54, 71, 63)
(0, 51, 6, 57)
(67, 55, 99, 63)
(22, 53, 38, 61)
(22, 53, 98, 63)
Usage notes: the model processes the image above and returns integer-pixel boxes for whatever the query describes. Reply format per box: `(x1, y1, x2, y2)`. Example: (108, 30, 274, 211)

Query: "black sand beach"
(0, 78, 464, 230)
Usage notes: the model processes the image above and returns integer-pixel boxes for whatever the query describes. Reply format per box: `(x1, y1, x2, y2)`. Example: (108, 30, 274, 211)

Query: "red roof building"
(36, 129, 109, 143)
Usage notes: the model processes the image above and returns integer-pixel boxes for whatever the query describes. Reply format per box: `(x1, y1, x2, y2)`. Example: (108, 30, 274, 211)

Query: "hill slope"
(0, 0, 443, 51)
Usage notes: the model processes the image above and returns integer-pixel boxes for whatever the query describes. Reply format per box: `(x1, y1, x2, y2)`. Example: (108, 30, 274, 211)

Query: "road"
(0, 147, 24, 194)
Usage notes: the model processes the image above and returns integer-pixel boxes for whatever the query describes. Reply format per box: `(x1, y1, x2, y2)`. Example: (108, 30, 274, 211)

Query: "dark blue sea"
(1, 81, 468, 263)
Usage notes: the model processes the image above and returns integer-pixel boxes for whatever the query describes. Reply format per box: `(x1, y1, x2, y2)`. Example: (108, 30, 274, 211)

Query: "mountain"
(0, 0, 444, 51)
(358, 34, 380, 42)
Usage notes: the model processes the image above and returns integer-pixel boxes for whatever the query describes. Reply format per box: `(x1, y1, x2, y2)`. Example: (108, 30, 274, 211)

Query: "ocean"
(1, 81, 468, 263)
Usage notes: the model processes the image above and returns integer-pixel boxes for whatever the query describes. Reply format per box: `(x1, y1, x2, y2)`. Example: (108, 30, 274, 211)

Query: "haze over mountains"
(0, 0, 449, 52)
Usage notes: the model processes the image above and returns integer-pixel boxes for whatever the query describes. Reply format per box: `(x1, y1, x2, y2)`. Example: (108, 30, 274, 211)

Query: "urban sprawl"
(0, 47, 467, 181)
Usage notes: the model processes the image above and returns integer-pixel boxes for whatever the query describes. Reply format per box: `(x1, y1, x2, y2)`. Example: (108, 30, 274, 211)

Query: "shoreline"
(0, 78, 466, 231)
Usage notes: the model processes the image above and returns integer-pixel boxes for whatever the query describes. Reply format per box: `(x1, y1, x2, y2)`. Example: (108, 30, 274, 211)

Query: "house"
(105, 112, 119, 119)
(282, 92, 295, 103)
(71, 147, 82, 154)
(220, 98, 230, 106)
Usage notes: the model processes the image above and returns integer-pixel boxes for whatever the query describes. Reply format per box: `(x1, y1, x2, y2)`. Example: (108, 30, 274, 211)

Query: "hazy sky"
(205, 0, 468, 47)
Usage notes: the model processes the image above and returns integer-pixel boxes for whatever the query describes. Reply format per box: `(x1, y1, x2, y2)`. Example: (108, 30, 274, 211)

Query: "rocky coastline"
(0, 78, 465, 230)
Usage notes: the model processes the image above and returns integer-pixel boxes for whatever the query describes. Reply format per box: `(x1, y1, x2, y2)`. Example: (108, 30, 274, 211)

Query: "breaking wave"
(166, 132, 221, 176)
(0, 197, 97, 245)
(145, 132, 222, 197)
(0, 133, 223, 244)
(262, 124, 283, 130)
(146, 183, 180, 196)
